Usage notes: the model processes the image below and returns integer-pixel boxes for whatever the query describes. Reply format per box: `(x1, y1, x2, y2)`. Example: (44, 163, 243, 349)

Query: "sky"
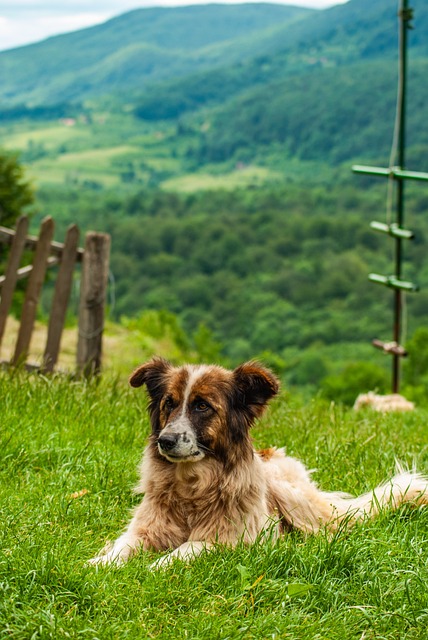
(0, 0, 348, 52)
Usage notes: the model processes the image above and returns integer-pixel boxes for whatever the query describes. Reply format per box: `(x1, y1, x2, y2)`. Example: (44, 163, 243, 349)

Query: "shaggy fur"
(88, 358, 428, 568)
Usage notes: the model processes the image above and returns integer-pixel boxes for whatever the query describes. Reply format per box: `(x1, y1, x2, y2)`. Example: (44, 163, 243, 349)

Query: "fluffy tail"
(326, 469, 428, 526)
(268, 457, 428, 533)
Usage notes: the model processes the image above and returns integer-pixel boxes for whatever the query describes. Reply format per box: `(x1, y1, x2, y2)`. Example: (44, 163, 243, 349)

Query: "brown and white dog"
(89, 358, 428, 568)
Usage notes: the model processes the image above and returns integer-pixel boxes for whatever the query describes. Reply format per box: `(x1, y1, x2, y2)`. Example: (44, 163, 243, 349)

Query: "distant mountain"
(0, 4, 311, 106)
(190, 59, 428, 169)
(258, 0, 428, 61)
(134, 0, 428, 121)
(1, 0, 427, 110)
(131, 0, 428, 170)
(1, 0, 427, 172)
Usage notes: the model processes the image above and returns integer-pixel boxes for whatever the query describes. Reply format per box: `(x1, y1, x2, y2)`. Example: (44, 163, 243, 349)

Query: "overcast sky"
(0, 0, 348, 52)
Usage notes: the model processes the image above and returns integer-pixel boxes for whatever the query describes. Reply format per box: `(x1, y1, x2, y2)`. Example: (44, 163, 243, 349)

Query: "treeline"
(0, 103, 79, 122)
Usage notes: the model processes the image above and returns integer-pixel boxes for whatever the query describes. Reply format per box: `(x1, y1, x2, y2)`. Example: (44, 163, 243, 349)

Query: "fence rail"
(0, 215, 110, 375)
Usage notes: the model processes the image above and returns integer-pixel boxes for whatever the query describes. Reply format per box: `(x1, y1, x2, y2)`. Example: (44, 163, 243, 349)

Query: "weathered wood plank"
(12, 217, 55, 365)
(76, 232, 110, 376)
(0, 256, 59, 287)
(43, 225, 80, 372)
(0, 225, 84, 261)
(0, 216, 29, 351)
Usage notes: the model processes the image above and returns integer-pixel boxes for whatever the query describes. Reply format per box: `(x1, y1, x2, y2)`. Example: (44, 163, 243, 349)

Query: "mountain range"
(1, 0, 427, 106)
(1, 0, 427, 171)
(0, 4, 310, 105)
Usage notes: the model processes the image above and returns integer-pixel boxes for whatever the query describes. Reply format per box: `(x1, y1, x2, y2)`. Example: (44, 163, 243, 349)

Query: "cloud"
(0, 11, 112, 50)
(0, 0, 348, 52)
(1, 1, 130, 14)
(38, 12, 111, 31)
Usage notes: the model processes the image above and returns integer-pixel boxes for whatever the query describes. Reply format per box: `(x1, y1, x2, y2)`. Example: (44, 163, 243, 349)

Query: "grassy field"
(0, 115, 179, 188)
(1, 370, 428, 639)
(0, 114, 335, 192)
(0, 315, 189, 377)
(162, 166, 282, 192)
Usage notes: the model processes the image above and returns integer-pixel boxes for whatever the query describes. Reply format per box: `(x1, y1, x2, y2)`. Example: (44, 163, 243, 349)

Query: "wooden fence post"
(0, 215, 29, 353)
(43, 224, 80, 372)
(76, 231, 110, 376)
(12, 216, 55, 365)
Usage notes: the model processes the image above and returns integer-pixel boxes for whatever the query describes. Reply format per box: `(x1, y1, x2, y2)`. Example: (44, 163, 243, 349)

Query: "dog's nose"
(158, 433, 179, 452)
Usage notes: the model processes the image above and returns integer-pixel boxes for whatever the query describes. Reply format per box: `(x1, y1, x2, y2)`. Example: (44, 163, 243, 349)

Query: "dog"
(88, 358, 428, 568)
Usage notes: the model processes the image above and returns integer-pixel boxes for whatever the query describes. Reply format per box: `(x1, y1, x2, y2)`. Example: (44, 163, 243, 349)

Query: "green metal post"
(393, 0, 409, 392)
(351, 0, 428, 395)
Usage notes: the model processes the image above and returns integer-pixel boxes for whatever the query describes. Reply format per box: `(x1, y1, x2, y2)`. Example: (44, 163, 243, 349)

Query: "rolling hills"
(0, 4, 311, 106)
(1, 0, 427, 112)
(1, 0, 427, 175)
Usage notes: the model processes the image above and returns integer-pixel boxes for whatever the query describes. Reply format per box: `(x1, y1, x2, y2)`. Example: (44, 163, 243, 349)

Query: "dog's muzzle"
(157, 420, 204, 462)
(158, 433, 180, 452)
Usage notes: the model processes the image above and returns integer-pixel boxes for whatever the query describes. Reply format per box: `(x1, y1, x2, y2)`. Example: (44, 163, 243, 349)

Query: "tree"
(0, 151, 34, 228)
(320, 362, 389, 406)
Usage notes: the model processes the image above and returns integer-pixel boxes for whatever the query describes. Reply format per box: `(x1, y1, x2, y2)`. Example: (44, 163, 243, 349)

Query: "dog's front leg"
(150, 541, 212, 570)
(87, 501, 154, 567)
(87, 526, 142, 567)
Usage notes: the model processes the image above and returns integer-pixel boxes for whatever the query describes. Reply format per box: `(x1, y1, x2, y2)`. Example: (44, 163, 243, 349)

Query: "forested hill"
(1, 0, 427, 110)
(0, 4, 311, 106)
(2, 0, 427, 172)
(134, 0, 428, 122)
(131, 0, 428, 170)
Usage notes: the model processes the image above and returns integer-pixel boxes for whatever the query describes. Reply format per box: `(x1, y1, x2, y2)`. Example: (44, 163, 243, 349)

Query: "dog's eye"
(164, 397, 175, 411)
(194, 401, 210, 413)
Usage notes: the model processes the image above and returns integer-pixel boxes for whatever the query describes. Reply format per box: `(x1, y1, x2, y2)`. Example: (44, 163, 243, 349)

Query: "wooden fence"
(0, 215, 110, 375)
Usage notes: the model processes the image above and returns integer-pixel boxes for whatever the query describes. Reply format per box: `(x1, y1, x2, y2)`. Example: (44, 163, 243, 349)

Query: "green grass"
(0, 114, 182, 189)
(162, 166, 282, 193)
(2, 125, 88, 151)
(1, 371, 428, 639)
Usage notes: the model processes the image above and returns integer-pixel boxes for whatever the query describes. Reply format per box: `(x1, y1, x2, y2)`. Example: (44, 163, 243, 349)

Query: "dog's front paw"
(150, 541, 207, 570)
(87, 555, 108, 567)
(86, 551, 125, 568)
(149, 552, 174, 571)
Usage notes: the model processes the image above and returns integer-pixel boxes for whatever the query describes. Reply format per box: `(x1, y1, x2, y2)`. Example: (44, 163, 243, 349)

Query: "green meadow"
(0, 115, 184, 189)
(1, 371, 428, 639)
(0, 114, 317, 192)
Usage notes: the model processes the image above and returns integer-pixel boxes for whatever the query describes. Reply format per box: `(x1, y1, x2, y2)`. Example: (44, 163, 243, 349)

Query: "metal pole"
(352, 2, 427, 393)
(393, 0, 410, 392)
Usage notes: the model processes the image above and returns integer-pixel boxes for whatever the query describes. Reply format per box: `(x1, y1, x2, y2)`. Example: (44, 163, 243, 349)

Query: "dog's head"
(129, 358, 279, 465)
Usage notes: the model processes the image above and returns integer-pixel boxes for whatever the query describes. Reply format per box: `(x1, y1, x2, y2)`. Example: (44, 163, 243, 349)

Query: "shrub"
(320, 361, 389, 406)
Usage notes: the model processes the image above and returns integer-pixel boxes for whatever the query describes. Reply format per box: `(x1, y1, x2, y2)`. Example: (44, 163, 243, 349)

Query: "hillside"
(134, 0, 428, 123)
(188, 59, 428, 170)
(1, 0, 427, 174)
(2, 0, 428, 111)
(131, 0, 428, 171)
(0, 4, 311, 106)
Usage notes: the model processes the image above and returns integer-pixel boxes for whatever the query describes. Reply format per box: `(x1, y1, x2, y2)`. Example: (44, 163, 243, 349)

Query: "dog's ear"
(232, 361, 279, 418)
(129, 357, 172, 401)
(129, 358, 172, 435)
